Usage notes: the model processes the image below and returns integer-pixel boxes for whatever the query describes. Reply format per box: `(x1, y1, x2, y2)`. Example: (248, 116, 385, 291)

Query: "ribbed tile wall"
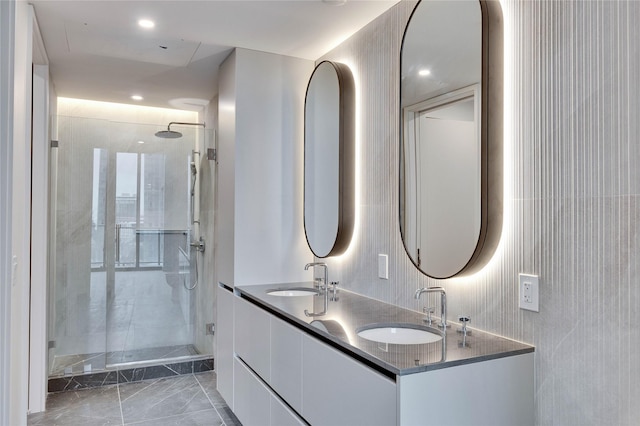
(318, 0, 640, 423)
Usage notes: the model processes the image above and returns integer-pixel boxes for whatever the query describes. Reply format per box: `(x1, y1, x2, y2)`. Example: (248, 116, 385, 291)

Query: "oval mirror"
(400, 0, 503, 278)
(304, 61, 355, 258)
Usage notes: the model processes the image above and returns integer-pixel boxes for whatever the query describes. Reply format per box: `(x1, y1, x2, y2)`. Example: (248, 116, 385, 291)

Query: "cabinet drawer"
(270, 315, 303, 412)
(235, 356, 307, 426)
(234, 296, 271, 381)
(233, 357, 271, 426)
(302, 335, 397, 426)
(271, 395, 307, 426)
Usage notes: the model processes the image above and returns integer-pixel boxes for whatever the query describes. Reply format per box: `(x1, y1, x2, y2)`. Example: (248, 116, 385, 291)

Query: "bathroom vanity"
(225, 282, 534, 426)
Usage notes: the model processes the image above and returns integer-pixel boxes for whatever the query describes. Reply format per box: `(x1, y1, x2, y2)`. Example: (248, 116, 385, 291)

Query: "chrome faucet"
(304, 263, 328, 317)
(414, 287, 448, 329)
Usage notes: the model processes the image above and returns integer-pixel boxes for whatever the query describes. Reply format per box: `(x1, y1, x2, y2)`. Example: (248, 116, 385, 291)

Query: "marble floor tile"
(28, 385, 122, 425)
(29, 372, 238, 426)
(119, 375, 212, 424)
(123, 408, 224, 426)
(194, 372, 241, 425)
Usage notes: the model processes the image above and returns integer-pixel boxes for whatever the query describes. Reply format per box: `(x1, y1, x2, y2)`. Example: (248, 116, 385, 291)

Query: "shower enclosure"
(48, 116, 215, 377)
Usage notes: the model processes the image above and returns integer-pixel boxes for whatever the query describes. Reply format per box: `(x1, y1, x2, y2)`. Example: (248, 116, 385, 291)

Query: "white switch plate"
(378, 254, 388, 279)
(519, 274, 539, 312)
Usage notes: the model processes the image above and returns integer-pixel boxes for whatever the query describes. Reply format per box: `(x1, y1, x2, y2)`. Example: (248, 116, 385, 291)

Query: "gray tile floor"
(28, 371, 241, 426)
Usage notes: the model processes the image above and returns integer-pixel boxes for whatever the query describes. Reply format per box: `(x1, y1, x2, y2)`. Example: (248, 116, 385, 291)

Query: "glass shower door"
(50, 116, 209, 378)
(106, 140, 195, 366)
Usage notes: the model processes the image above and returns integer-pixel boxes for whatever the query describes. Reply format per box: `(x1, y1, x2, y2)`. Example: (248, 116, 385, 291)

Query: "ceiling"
(31, 0, 400, 110)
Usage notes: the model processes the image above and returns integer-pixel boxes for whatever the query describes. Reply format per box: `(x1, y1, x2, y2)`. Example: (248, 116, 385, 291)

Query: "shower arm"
(165, 122, 205, 131)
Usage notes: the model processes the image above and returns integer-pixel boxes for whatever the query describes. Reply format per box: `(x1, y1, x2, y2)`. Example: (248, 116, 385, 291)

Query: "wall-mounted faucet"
(304, 262, 328, 317)
(190, 236, 205, 253)
(414, 287, 448, 329)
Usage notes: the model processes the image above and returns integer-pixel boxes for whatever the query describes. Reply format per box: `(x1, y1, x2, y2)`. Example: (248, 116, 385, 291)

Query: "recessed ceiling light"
(131, 95, 143, 101)
(418, 69, 431, 76)
(137, 140, 145, 144)
(138, 19, 155, 29)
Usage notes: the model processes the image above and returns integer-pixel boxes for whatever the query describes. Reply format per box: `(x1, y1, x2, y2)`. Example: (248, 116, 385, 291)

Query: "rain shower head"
(155, 129, 183, 139)
(155, 121, 205, 139)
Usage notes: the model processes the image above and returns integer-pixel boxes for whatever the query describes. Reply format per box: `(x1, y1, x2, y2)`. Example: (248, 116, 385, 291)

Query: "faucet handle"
(422, 306, 435, 326)
(330, 281, 339, 301)
(457, 315, 471, 336)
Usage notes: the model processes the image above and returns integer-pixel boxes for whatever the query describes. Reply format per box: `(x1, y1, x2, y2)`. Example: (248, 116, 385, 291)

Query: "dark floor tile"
(48, 371, 118, 392)
(117, 364, 179, 384)
(119, 375, 213, 424)
(193, 358, 214, 373)
(28, 385, 122, 425)
(124, 408, 224, 426)
(166, 360, 194, 375)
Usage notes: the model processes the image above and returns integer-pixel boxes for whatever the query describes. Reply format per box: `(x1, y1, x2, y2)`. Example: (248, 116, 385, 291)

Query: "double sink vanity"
(223, 281, 534, 426)
(216, 1, 533, 424)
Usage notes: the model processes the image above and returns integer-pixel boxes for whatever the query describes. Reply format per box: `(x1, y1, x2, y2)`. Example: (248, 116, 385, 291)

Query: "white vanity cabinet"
(233, 295, 307, 425)
(397, 353, 534, 425)
(234, 293, 271, 381)
(234, 357, 306, 426)
(233, 295, 396, 425)
(301, 335, 397, 426)
(270, 314, 303, 410)
(231, 291, 534, 426)
(216, 285, 235, 407)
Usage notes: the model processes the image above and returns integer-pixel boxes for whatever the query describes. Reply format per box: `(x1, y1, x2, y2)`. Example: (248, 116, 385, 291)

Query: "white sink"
(356, 323, 443, 345)
(267, 288, 319, 297)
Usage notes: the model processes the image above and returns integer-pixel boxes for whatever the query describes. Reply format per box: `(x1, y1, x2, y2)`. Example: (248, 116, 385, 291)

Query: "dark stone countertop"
(235, 282, 534, 376)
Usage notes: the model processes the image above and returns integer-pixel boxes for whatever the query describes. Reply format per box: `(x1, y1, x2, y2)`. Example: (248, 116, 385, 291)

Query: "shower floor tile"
(28, 371, 241, 426)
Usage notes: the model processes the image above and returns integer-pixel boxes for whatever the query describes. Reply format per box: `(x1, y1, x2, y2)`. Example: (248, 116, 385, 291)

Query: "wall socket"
(519, 274, 539, 312)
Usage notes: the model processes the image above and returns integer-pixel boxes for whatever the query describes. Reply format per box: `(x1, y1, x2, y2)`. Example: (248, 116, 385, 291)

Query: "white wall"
(0, 0, 15, 424)
(218, 49, 314, 287)
(29, 63, 50, 414)
(10, 2, 34, 424)
(217, 51, 236, 286)
(319, 0, 640, 423)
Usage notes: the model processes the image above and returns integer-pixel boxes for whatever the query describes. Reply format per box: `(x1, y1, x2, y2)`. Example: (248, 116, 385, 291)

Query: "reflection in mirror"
(304, 61, 355, 258)
(400, 0, 503, 278)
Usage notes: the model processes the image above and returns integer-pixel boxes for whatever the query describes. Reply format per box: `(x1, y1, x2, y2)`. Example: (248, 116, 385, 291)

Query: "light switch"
(378, 254, 388, 279)
(519, 273, 539, 312)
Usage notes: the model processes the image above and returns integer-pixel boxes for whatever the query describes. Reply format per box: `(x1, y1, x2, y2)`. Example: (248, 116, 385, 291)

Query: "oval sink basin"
(267, 288, 319, 297)
(356, 323, 443, 345)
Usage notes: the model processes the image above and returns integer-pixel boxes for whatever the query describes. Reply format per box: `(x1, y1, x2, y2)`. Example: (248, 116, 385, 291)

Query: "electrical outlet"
(519, 274, 539, 312)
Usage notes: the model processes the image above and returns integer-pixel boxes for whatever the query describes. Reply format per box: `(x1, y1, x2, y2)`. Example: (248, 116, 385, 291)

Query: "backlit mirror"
(400, 0, 503, 278)
(304, 61, 355, 258)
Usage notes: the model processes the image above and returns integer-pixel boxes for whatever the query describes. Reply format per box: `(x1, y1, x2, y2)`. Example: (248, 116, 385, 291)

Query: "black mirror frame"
(399, 0, 504, 278)
(304, 61, 356, 258)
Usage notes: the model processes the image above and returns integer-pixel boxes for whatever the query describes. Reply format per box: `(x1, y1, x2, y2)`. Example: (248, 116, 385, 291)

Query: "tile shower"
(49, 115, 215, 389)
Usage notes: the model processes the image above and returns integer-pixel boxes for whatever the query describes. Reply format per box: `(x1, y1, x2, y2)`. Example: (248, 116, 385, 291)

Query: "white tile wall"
(318, 0, 640, 423)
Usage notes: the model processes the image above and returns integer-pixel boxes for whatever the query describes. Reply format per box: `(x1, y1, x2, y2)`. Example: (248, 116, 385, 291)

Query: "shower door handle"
(115, 224, 121, 263)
